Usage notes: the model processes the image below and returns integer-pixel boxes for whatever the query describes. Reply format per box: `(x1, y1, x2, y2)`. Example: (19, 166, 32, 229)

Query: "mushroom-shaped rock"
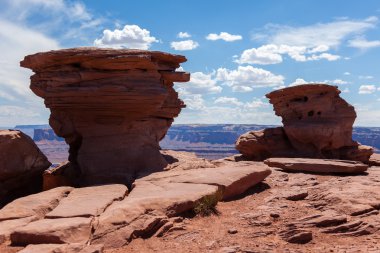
(21, 48, 190, 186)
(236, 84, 373, 163)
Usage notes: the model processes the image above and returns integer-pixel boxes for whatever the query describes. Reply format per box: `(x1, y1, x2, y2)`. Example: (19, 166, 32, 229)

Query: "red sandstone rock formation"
(236, 84, 374, 163)
(21, 48, 189, 186)
(0, 130, 51, 204)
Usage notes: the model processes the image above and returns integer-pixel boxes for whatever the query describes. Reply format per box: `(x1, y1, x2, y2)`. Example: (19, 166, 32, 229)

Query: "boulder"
(369, 153, 380, 166)
(21, 48, 189, 186)
(236, 84, 374, 163)
(0, 130, 51, 204)
(43, 162, 77, 190)
(235, 127, 294, 160)
(264, 158, 368, 174)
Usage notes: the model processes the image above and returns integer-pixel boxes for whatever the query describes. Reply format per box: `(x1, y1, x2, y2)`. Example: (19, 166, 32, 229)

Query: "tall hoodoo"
(21, 47, 190, 186)
(236, 84, 373, 162)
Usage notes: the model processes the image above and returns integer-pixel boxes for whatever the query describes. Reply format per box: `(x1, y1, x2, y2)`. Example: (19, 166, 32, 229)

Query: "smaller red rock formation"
(0, 130, 51, 204)
(21, 48, 190, 186)
(265, 158, 368, 174)
(236, 84, 374, 163)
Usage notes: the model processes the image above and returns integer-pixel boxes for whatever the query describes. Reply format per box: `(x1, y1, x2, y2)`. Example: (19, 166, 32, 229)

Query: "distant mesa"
(20, 47, 190, 186)
(33, 129, 64, 142)
(236, 84, 374, 164)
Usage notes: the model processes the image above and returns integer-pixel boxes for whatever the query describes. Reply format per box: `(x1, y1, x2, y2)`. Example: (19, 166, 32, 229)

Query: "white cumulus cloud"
(176, 72, 222, 95)
(170, 40, 199, 51)
(359, 85, 377, 94)
(181, 94, 205, 110)
(214, 97, 243, 106)
(206, 32, 242, 42)
(216, 65, 284, 91)
(94, 24, 158, 49)
(177, 32, 191, 38)
(237, 44, 340, 65)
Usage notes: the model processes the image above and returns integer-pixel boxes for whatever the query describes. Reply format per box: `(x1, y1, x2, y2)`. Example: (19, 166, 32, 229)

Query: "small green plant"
(193, 189, 223, 216)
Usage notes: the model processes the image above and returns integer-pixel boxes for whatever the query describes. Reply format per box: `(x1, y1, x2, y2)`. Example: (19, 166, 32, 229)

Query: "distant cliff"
(20, 124, 380, 160)
(33, 129, 64, 142)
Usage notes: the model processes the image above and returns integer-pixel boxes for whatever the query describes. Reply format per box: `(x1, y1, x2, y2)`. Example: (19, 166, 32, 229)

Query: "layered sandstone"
(0, 130, 51, 205)
(0, 153, 271, 249)
(21, 48, 189, 186)
(236, 84, 374, 163)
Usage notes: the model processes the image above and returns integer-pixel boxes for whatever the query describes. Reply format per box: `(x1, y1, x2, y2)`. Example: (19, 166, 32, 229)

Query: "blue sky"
(0, 0, 380, 127)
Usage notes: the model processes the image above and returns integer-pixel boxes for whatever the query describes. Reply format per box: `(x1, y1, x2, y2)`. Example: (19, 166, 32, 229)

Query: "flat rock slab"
(46, 184, 128, 218)
(19, 243, 103, 253)
(140, 163, 272, 200)
(264, 158, 368, 174)
(0, 187, 73, 221)
(0, 217, 35, 243)
(93, 181, 220, 248)
(11, 217, 93, 245)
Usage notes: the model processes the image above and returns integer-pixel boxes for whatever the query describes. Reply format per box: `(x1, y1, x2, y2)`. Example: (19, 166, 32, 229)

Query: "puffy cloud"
(170, 40, 199, 50)
(214, 97, 243, 106)
(245, 99, 269, 109)
(206, 32, 242, 42)
(177, 32, 191, 38)
(237, 44, 283, 65)
(94, 25, 158, 49)
(289, 78, 310, 86)
(289, 78, 348, 87)
(181, 94, 205, 110)
(344, 72, 351, 75)
(307, 53, 340, 61)
(323, 79, 349, 85)
(254, 16, 377, 48)
(359, 85, 377, 94)
(348, 37, 380, 49)
(216, 66, 284, 91)
(236, 44, 340, 65)
(176, 72, 222, 95)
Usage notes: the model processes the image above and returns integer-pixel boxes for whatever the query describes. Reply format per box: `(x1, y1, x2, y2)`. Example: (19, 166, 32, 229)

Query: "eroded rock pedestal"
(21, 48, 190, 185)
(236, 84, 374, 163)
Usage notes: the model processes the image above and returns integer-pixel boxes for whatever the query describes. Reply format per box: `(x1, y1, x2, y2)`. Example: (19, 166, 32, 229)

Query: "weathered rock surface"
(0, 130, 51, 204)
(236, 84, 374, 163)
(45, 184, 127, 218)
(11, 217, 93, 245)
(264, 157, 368, 174)
(19, 243, 103, 253)
(92, 162, 271, 248)
(21, 48, 190, 186)
(0, 187, 73, 221)
(0, 152, 271, 251)
(140, 162, 272, 200)
(0, 187, 72, 242)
